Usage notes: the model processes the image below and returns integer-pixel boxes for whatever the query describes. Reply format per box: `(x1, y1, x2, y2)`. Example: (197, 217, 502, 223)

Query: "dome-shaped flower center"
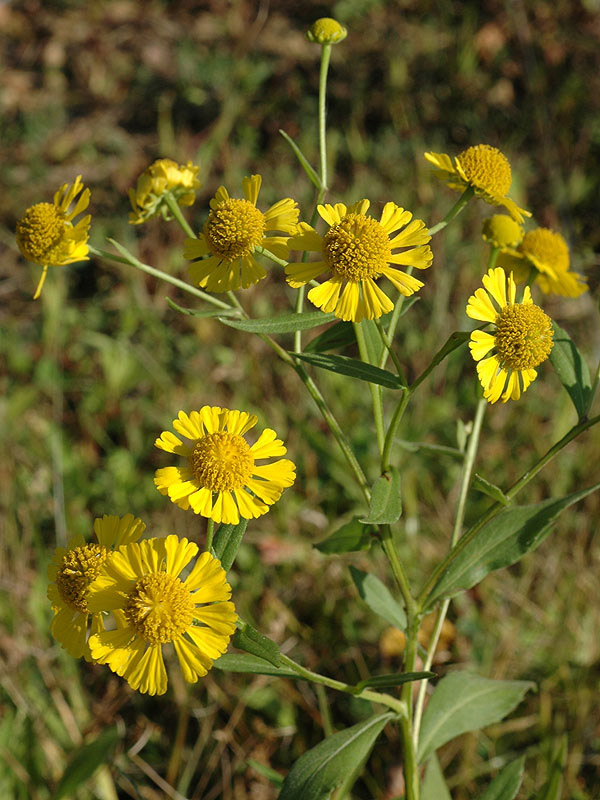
(457, 145, 512, 197)
(520, 228, 569, 273)
(494, 303, 554, 371)
(205, 199, 266, 261)
(16, 203, 65, 263)
(323, 214, 391, 281)
(124, 573, 194, 645)
(482, 215, 523, 248)
(55, 543, 109, 613)
(190, 432, 254, 492)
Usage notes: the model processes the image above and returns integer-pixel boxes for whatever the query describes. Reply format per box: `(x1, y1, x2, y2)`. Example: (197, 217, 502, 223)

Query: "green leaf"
(349, 566, 406, 630)
(538, 735, 567, 800)
(165, 297, 240, 318)
(411, 331, 471, 390)
(472, 474, 510, 505)
(277, 713, 395, 800)
(233, 622, 281, 668)
(424, 484, 600, 609)
(304, 320, 355, 353)
(314, 517, 373, 554)
(479, 757, 525, 800)
(248, 758, 285, 788)
(422, 753, 452, 800)
(417, 672, 534, 764)
(52, 727, 119, 800)
(360, 468, 402, 524)
(355, 671, 435, 692)
(293, 352, 405, 389)
(549, 322, 593, 420)
(214, 653, 298, 678)
(211, 519, 248, 571)
(279, 129, 322, 191)
(361, 319, 386, 365)
(219, 311, 336, 335)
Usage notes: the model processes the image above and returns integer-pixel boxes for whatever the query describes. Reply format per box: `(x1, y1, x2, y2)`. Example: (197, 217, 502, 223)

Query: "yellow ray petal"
(469, 330, 496, 362)
(482, 267, 508, 309)
(250, 428, 286, 458)
(318, 203, 347, 227)
(466, 288, 498, 323)
(173, 635, 212, 682)
(307, 277, 343, 313)
(335, 281, 360, 321)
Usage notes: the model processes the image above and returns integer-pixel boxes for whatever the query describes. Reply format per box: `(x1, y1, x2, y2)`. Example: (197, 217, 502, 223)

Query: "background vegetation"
(1, 1, 600, 797)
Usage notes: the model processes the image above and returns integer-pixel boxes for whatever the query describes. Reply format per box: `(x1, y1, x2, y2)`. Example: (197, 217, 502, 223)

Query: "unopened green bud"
(306, 18, 347, 45)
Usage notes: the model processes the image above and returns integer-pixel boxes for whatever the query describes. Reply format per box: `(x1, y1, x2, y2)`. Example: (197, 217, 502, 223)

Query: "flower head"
(285, 200, 433, 322)
(47, 514, 145, 659)
(497, 227, 587, 298)
(128, 158, 201, 225)
(424, 145, 530, 223)
(154, 407, 296, 524)
(306, 18, 348, 44)
(184, 175, 299, 292)
(16, 175, 91, 299)
(87, 535, 237, 695)
(466, 267, 554, 403)
(482, 214, 523, 249)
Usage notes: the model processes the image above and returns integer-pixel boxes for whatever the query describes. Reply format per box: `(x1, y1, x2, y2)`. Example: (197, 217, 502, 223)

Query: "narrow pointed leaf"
(52, 727, 119, 800)
(233, 622, 281, 667)
(304, 320, 355, 353)
(355, 671, 435, 692)
(349, 566, 407, 630)
(417, 672, 534, 764)
(211, 519, 248, 571)
(314, 517, 373, 554)
(424, 484, 600, 609)
(360, 468, 402, 524)
(411, 331, 471, 389)
(248, 759, 285, 788)
(279, 129, 322, 190)
(361, 319, 386, 365)
(219, 311, 336, 334)
(479, 757, 525, 800)
(422, 753, 452, 800)
(539, 735, 567, 800)
(165, 297, 241, 318)
(293, 352, 406, 389)
(214, 653, 298, 678)
(549, 322, 592, 420)
(472, 474, 510, 505)
(277, 713, 395, 800)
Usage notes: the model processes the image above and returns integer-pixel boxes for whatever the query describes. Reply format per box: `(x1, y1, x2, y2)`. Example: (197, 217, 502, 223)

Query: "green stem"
(488, 245, 500, 269)
(294, 286, 306, 353)
(418, 412, 600, 606)
(380, 525, 417, 618)
(381, 388, 410, 472)
(378, 287, 411, 370)
(90, 244, 233, 310)
(206, 519, 215, 553)
(375, 317, 407, 382)
(164, 193, 197, 239)
(318, 44, 332, 195)
(412, 397, 486, 745)
(255, 245, 289, 268)
(354, 322, 385, 455)
(428, 186, 475, 236)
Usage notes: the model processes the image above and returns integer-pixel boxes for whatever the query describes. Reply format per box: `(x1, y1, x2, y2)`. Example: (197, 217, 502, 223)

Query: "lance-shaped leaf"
(478, 756, 525, 800)
(549, 322, 593, 421)
(165, 297, 241, 318)
(350, 566, 407, 630)
(360, 468, 402, 525)
(538, 735, 567, 800)
(422, 753, 452, 800)
(279, 129, 322, 190)
(355, 671, 434, 692)
(219, 311, 336, 335)
(277, 713, 396, 800)
(214, 653, 299, 679)
(52, 727, 120, 800)
(293, 352, 406, 389)
(417, 672, 534, 764)
(233, 621, 281, 668)
(314, 517, 373, 554)
(211, 519, 248, 571)
(472, 474, 510, 505)
(424, 484, 600, 610)
(304, 320, 355, 353)
(411, 331, 471, 390)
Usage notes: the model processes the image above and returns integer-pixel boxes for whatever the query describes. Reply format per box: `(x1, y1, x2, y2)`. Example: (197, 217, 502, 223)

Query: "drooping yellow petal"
(308, 277, 343, 313)
(335, 281, 360, 321)
(466, 288, 498, 323)
(233, 488, 268, 520)
(173, 635, 213, 682)
(469, 330, 496, 362)
(285, 260, 326, 288)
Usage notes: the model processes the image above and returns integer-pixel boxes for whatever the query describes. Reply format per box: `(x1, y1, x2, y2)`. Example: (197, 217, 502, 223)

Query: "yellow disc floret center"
(205, 198, 266, 261)
(494, 303, 554, 371)
(56, 544, 110, 613)
(457, 145, 512, 197)
(124, 573, 194, 645)
(190, 432, 254, 492)
(520, 228, 569, 272)
(16, 203, 65, 262)
(323, 214, 391, 281)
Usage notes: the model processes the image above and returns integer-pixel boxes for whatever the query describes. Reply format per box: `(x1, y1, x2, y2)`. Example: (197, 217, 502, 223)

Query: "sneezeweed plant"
(28, 15, 600, 800)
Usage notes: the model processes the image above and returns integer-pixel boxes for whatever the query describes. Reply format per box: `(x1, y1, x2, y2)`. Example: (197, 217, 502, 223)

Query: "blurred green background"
(2, 1, 600, 798)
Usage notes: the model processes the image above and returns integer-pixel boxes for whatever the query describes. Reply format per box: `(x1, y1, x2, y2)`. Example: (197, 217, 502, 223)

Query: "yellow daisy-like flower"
(154, 407, 296, 525)
(184, 174, 299, 292)
(128, 158, 201, 225)
(47, 514, 145, 660)
(16, 175, 91, 299)
(285, 200, 433, 322)
(497, 227, 587, 298)
(306, 17, 348, 44)
(87, 535, 237, 696)
(466, 267, 554, 403)
(424, 145, 530, 223)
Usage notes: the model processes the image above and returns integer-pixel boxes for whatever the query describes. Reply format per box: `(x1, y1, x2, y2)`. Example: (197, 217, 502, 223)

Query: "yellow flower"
(306, 18, 348, 44)
(87, 535, 237, 695)
(16, 175, 91, 299)
(184, 175, 299, 292)
(47, 514, 145, 660)
(482, 214, 523, 249)
(466, 267, 554, 403)
(154, 407, 296, 525)
(128, 158, 201, 225)
(425, 145, 530, 223)
(285, 200, 433, 322)
(497, 227, 587, 298)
